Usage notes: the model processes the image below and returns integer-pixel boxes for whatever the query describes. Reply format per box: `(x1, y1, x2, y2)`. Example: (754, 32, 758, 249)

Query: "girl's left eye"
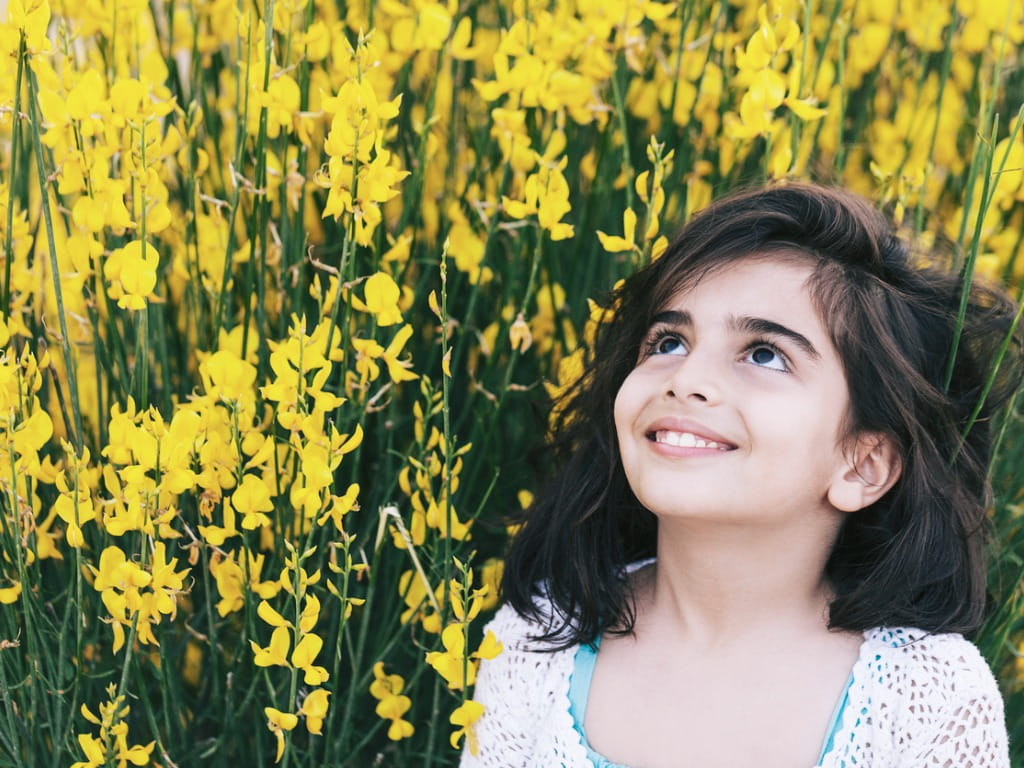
(744, 344, 789, 372)
(650, 332, 687, 356)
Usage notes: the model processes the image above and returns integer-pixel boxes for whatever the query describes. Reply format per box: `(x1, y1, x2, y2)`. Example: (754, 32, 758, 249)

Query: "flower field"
(0, 0, 1023, 765)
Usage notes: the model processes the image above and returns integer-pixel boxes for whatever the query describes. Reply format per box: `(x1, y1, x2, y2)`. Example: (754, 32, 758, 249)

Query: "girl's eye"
(745, 344, 789, 372)
(646, 331, 687, 357)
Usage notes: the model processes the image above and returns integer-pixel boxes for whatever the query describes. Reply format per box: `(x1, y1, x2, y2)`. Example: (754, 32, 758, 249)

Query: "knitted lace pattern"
(461, 600, 1010, 768)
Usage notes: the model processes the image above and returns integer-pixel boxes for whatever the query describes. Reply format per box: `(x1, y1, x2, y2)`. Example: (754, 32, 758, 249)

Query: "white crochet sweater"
(462, 598, 1010, 768)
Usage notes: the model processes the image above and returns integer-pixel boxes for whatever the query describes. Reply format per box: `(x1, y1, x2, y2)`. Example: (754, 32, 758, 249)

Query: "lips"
(644, 419, 738, 451)
(652, 430, 732, 450)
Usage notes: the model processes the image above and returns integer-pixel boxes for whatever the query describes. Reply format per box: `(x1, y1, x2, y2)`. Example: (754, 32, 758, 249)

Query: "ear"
(827, 432, 902, 513)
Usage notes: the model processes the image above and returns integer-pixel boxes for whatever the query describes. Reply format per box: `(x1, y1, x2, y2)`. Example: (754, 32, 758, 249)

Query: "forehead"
(653, 255, 841, 356)
(659, 254, 819, 314)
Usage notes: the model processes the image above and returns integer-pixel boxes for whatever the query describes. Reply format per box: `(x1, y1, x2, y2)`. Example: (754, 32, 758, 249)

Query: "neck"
(647, 514, 842, 646)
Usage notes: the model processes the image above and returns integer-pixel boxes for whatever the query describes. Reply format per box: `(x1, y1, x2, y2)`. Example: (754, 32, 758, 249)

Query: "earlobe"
(828, 433, 902, 513)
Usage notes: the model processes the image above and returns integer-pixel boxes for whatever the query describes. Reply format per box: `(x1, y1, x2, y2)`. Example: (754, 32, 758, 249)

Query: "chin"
(644, 501, 726, 521)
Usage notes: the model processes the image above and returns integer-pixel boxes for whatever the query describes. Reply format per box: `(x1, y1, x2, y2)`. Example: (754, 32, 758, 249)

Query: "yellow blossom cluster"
(394, 382, 474, 549)
(72, 684, 154, 768)
(423, 561, 503, 752)
(90, 541, 188, 651)
(316, 34, 409, 246)
(252, 545, 331, 762)
(370, 661, 415, 740)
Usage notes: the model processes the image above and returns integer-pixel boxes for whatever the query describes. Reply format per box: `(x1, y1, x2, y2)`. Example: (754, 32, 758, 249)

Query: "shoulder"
(834, 627, 1009, 767)
(461, 598, 589, 767)
(860, 626, 1002, 698)
(484, 595, 570, 652)
(474, 595, 579, 695)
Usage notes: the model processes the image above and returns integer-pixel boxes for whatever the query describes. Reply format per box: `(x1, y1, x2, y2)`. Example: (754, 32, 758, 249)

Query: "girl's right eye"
(647, 331, 687, 356)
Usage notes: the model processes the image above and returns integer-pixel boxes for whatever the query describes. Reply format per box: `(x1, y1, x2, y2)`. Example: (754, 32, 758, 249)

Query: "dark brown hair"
(503, 183, 1023, 647)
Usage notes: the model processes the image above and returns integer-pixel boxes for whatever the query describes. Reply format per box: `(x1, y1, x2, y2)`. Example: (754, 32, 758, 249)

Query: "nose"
(664, 349, 722, 404)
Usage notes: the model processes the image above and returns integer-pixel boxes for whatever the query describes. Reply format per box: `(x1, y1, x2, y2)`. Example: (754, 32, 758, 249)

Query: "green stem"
(3, 38, 25, 322)
(133, 309, 150, 409)
(116, 541, 151, 700)
(6, 441, 40, 759)
(912, 4, 957, 234)
(421, 672, 443, 768)
(440, 252, 454, 614)
(24, 45, 86, 450)
(833, 20, 849, 175)
(944, 111, 1000, 391)
(278, 554, 302, 768)
(610, 62, 635, 214)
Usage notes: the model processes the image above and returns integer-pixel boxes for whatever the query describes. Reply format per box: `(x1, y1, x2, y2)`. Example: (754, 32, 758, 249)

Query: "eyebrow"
(648, 310, 821, 360)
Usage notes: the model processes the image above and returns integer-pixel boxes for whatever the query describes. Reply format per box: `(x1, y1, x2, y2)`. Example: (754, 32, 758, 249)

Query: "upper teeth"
(655, 430, 730, 450)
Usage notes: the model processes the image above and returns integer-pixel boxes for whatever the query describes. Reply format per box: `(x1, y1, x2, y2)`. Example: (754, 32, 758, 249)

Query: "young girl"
(462, 183, 1022, 767)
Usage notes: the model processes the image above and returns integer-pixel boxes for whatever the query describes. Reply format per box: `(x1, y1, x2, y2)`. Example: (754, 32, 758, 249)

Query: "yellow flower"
(426, 623, 475, 690)
(53, 481, 95, 549)
(450, 16, 482, 60)
(198, 498, 239, 549)
(298, 689, 330, 734)
(6, 0, 51, 53)
(106, 240, 159, 311)
(265, 708, 299, 731)
(397, 569, 443, 631)
(73, 685, 153, 767)
(474, 630, 503, 660)
(113, 737, 154, 767)
(182, 640, 203, 689)
(11, 408, 53, 458)
(200, 350, 258, 407)
(291, 633, 330, 685)
(388, 0, 451, 52)
(258, 599, 290, 628)
(318, 482, 360, 530)
(502, 156, 575, 240)
(508, 313, 533, 353)
(261, 74, 300, 139)
(352, 325, 419, 386)
(91, 546, 150, 592)
(449, 699, 485, 753)
(369, 661, 405, 699)
(299, 593, 321, 633)
(381, 325, 419, 383)
(209, 552, 279, 616)
(359, 272, 403, 326)
(251, 626, 291, 667)
(146, 542, 188, 616)
(450, 582, 491, 622)
(596, 208, 638, 254)
(232, 473, 275, 529)
(264, 707, 299, 763)
(785, 97, 827, 121)
(423, 493, 471, 540)
(0, 581, 22, 604)
(71, 733, 105, 768)
(447, 205, 491, 284)
(369, 662, 415, 741)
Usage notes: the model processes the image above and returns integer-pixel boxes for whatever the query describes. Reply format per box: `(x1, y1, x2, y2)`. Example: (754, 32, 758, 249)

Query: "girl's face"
(613, 256, 858, 528)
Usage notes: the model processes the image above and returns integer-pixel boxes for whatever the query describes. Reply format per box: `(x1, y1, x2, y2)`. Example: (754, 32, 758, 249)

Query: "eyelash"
(642, 327, 684, 357)
(640, 328, 793, 373)
(744, 338, 791, 373)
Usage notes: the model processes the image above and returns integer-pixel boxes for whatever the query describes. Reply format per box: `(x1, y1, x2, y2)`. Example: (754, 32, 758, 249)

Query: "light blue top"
(567, 640, 853, 767)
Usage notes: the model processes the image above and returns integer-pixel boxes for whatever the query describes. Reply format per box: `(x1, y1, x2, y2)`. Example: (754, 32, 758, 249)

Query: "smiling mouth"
(649, 430, 735, 451)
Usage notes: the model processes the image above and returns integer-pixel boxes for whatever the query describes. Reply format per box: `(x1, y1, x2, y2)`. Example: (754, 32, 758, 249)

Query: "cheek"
(612, 392, 628, 452)
(612, 392, 637, 471)
(612, 373, 640, 435)
(770, 407, 846, 473)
